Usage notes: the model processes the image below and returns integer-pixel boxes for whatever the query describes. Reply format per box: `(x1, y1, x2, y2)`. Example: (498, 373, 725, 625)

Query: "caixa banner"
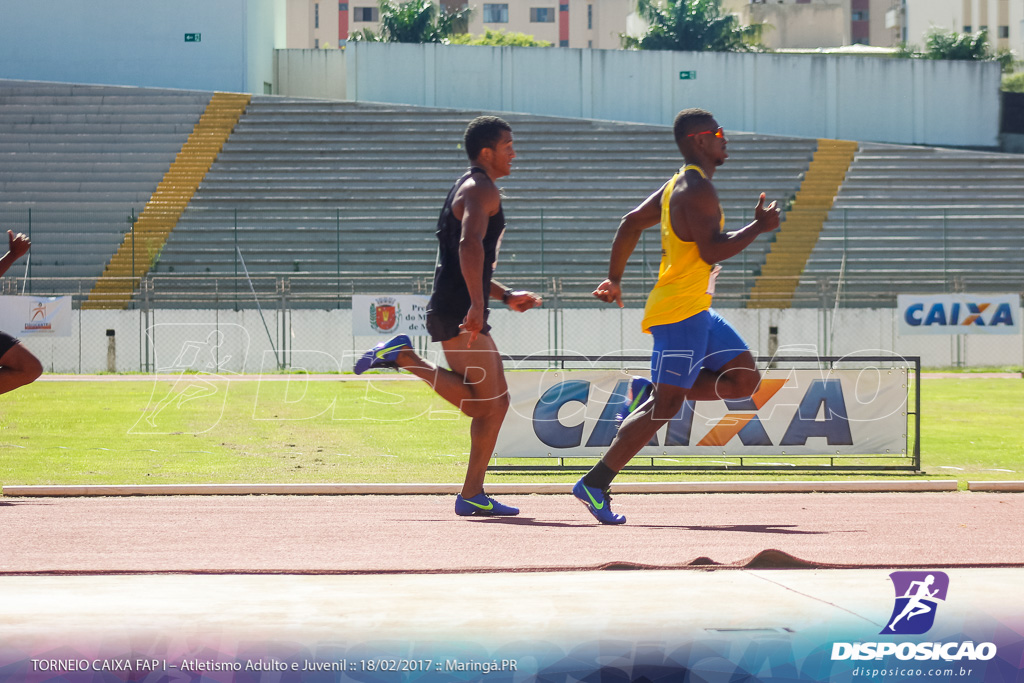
(495, 368, 908, 457)
(898, 294, 1019, 335)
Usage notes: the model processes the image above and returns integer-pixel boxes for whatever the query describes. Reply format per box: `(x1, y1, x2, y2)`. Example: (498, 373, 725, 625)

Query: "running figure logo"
(881, 571, 949, 635)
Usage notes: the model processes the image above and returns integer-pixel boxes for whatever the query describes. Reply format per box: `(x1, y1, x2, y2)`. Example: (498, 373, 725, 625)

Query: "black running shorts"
(0, 330, 22, 359)
(425, 310, 491, 343)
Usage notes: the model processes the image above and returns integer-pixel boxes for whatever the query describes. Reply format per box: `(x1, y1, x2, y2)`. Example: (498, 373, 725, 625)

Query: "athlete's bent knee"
(720, 368, 761, 399)
(461, 392, 509, 419)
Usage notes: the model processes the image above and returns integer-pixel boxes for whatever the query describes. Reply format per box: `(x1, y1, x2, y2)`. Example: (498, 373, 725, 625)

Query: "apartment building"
(902, 0, 1022, 56)
(285, 0, 1019, 55)
(287, 0, 634, 48)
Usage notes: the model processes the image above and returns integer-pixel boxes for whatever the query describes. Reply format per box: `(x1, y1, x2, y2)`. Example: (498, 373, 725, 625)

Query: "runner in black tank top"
(353, 116, 541, 518)
(426, 166, 505, 341)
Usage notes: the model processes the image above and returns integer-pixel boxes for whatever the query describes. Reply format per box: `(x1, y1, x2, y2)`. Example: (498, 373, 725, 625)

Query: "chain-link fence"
(6, 275, 1022, 374)
(2, 201, 1021, 372)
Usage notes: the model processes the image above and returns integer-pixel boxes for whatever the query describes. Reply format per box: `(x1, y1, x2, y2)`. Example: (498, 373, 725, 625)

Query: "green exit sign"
(185, 33, 202, 42)
(679, 70, 696, 80)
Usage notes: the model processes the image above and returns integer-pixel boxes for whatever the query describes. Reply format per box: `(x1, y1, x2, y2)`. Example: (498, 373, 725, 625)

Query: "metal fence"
(6, 274, 1022, 374)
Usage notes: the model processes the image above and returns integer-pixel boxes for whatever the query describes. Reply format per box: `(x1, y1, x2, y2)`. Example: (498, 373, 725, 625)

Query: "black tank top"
(427, 167, 506, 317)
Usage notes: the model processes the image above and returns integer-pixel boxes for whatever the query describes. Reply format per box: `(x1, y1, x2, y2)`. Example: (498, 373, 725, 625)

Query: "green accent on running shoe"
(462, 497, 494, 511)
(583, 486, 605, 510)
(376, 343, 406, 359)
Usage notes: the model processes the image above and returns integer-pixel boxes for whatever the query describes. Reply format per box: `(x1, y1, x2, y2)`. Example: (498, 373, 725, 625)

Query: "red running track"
(1, 491, 1022, 573)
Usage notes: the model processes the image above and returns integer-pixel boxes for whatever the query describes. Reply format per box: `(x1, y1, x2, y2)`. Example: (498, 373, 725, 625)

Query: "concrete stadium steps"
(0, 79, 213, 293)
(151, 97, 816, 303)
(794, 143, 1024, 306)
(8, 83, 1023, 310)
(748, 139, 858, 309)
(84, 92, 252, 309)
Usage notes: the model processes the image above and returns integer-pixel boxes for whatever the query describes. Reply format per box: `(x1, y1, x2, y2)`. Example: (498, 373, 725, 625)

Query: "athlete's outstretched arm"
(684, 188, 779, 264)
(593, 185, 664, 308)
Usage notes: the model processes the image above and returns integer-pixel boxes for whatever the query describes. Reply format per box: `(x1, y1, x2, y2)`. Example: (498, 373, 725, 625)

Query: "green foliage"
(621, 0, 767, 52)
(923, 27, 991, 60)
(348, 0, 471, 43)
(1003, 71, 1024, 93)
(899, 28, 1016, 73)
(449, 29, 552, 47)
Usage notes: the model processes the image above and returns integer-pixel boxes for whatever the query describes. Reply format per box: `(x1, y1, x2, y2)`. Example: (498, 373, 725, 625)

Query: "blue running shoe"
(616, 376, 653, 421)
(573, 478, 626, 525)
(455, 493, 520, 517)
(354, 334, 411, 375)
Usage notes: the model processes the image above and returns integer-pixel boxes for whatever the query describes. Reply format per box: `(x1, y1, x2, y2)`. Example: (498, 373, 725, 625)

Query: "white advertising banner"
(0, 295, 72, 337)
(897, 294, 1020, 335)
(495, 368, 908, 458)
(352, 294, 430, 337)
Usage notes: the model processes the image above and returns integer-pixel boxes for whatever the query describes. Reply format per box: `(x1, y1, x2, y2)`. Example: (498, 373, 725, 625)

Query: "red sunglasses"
(687, 127, 725, 138)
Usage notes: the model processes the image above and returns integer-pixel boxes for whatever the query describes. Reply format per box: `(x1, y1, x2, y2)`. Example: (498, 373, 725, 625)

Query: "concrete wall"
(23, 307, 1023, 374)
(0, 0, 278, 94)
(335, 42, 1002, 146)
(276, 49, 346, 98)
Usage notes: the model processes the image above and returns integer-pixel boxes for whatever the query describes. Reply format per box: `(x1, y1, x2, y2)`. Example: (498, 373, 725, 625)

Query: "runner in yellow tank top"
(575, 108, 781, 525)
(641, 163, 723, 332)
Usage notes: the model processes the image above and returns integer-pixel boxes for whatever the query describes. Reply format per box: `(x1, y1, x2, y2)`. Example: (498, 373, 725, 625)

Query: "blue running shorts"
(648, 309, 748, 389)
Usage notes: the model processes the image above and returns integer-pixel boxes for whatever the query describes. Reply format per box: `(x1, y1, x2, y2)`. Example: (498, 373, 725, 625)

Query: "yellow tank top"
(641, 164, 723, 333)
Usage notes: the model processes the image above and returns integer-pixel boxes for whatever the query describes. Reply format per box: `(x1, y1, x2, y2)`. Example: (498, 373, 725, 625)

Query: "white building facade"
(902, 0, 1023, 58)
(286, 0, 924, 51)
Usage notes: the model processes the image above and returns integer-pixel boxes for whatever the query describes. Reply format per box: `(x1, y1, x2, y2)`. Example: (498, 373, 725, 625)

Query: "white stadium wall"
(22, 308, 1024, 374)
(0, 0, 277, 94)
(332, 43, 1001, 148)
(275, 49, 346, 100)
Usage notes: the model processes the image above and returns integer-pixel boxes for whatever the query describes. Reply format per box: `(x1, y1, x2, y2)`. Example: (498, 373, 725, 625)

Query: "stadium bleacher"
(0, 80, 211, 294)
(3, 80, 1021, 311)
(150, 97, 816, 306)
(795, 143, 1024, 307)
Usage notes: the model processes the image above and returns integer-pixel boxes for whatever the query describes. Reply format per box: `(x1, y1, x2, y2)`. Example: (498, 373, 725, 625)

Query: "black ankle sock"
(583, 460, 617, 491)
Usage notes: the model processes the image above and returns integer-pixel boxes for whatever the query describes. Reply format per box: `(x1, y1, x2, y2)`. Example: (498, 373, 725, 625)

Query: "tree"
(898, 28, 1015, 73)
(449, 29, 552, 47)
(1004, 72, 1024, 93)
(621, 0, 766, 52)
(348, 0, 471, 43)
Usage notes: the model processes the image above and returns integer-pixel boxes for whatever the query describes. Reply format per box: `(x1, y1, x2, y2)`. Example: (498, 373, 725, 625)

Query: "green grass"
(1, 377, 1021, 490)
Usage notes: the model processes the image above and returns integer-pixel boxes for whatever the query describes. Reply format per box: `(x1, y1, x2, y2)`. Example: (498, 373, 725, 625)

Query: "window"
(963, 25, 972, 33)
(315, 3, 320, 28)
(353, 6, 378, 21)
(315, 38, 320, 48)
(587, 4, 592, 29)
(339, 3, 348, 10)
(851, 11, 868, 21)
(483, 3, 509, 22)
(998, 26, 1009, 39)
(559, 39, 568, 47)
(530, 7, 555, 22)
